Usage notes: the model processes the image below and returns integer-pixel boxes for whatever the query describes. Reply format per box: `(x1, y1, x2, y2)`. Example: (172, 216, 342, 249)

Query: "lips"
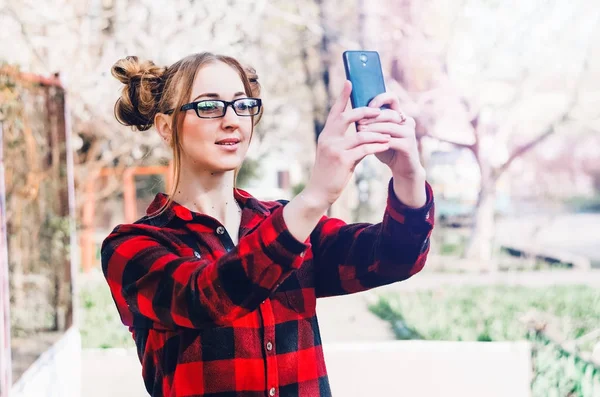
(215, 138, 241, 146)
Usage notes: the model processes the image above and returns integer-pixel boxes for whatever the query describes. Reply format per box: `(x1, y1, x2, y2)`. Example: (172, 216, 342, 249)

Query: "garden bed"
(369, 285, 600, 396)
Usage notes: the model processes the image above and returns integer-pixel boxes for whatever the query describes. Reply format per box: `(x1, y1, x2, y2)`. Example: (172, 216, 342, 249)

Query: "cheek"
(180, 117, 213, 148)
(242, 119, 254, 139)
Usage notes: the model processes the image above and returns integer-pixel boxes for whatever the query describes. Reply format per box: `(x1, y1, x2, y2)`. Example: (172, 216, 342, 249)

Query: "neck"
(172, 163, 240, 223)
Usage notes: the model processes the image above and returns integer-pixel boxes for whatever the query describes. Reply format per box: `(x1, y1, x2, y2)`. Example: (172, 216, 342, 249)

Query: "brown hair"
(111, 52, 262, 215)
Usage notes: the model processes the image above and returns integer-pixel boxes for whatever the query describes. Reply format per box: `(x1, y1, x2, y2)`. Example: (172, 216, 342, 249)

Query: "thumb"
(329, 80, 352, 117)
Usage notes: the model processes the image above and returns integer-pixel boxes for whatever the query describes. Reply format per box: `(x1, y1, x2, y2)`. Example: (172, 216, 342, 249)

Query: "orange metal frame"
(80, 163, 173, 273)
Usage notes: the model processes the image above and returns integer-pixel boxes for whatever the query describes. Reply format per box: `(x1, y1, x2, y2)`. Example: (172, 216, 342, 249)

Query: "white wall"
(324, 340, 532, 397)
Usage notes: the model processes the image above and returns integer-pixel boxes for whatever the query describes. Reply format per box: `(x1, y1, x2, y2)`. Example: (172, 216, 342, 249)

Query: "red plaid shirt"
(101, 179, 434, 396)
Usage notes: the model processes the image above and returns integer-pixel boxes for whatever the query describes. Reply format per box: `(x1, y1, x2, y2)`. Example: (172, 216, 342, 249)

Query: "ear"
(155, 113, 173, 144)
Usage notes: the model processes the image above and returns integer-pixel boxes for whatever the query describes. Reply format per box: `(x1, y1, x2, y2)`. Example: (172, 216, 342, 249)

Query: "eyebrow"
(191, 92, 246, 102)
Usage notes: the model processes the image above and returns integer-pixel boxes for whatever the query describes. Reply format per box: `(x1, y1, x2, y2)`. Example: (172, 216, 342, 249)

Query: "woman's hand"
(303, 81, 392, 209)
(283, 83, 424, 243)
(356, 93, 427, 208)
(357, 93, 425, 179)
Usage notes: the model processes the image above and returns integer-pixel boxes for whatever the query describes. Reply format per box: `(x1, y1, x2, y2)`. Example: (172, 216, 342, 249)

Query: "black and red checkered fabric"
(101, 179, 434, 396)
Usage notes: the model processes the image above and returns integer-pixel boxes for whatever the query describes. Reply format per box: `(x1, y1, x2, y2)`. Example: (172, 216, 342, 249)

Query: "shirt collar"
(144, 188, 271, 227)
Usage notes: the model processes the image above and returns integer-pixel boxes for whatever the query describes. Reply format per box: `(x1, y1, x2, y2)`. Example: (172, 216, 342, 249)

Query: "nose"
(221, 104, 240, 130)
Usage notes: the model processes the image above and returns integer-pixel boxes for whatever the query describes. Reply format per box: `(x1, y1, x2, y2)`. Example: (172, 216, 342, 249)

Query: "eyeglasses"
(165, 98, 262, 119)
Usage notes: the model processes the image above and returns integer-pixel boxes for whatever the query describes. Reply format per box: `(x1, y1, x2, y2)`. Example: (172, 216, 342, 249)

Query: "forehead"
(191, 62, 246, 99)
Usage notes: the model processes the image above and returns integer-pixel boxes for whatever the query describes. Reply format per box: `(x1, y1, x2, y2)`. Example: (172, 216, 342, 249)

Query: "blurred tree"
(3, 0, 598, 270)
(379, 0, 600, 269)
(236, 158, 261, 189)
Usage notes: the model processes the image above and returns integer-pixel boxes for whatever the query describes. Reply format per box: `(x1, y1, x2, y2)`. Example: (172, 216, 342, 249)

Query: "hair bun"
(111, 56, 166, 131)
(112, 56, 164, 84)
(244, 66, 261, 97)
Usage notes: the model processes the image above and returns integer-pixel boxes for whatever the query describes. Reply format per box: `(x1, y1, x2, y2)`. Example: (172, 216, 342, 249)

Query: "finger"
(358, 109, 406, 125)
(346, 142, 390, 164)
(368, 92, 402, 112)
(357, 122, 415, 138)
(344, 131, 391, 149)
(360, 115, 415, 129)
(339, 107, 381, 127)
(329, 80, 353, 117)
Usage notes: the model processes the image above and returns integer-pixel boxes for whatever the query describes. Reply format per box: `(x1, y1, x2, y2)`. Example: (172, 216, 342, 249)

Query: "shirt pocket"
(277, 266, 316, 315)
(283, 288, 316, 315)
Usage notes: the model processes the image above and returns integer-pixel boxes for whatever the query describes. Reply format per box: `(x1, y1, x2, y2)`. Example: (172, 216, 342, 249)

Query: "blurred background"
(1, 0, 599, 396)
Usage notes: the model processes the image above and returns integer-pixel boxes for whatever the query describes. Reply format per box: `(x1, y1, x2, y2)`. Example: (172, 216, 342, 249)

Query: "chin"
(213, 162, 243, 173)
(185, 146, 248, 174)
(207, 156, 245, 173)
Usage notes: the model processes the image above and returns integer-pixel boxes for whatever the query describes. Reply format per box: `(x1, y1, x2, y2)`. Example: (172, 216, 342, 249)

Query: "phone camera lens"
(359, 54, 368, 63)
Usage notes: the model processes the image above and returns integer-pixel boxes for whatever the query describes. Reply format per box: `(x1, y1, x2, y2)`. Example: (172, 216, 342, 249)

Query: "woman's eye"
(199, 102, 219, 111)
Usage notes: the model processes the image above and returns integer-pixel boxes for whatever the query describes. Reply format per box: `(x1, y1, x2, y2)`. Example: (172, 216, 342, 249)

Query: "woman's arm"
(101, 206, 308, 330)
(312, 178, 434, 298)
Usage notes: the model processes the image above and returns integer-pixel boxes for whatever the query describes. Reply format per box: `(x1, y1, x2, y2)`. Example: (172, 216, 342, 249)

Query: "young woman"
(102, 52, 434, 397)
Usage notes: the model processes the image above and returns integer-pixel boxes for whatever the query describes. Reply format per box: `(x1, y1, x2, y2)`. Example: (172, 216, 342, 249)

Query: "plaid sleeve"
(101, 207, 309, 329)
(313, 179, 434, 298)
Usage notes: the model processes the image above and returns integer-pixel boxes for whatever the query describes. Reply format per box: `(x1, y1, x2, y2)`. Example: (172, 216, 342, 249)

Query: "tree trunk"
(463, 175, 498, 271)
(464, 187, 496, 263)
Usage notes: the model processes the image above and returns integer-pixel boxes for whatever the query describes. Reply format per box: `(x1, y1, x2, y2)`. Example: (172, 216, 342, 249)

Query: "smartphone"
(342, 50, 387, 109)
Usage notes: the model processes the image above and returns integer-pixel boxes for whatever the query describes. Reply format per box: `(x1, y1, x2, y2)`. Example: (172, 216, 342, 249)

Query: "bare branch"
(470, 112, 481, 153)
(494, 9, 599, 180)
(420, 132, 475, 151)
(494, 120, 562, 179)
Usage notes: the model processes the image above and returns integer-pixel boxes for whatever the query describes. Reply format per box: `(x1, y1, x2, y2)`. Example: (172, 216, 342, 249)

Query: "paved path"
(316, 291, 395, 343)
(378, 268, 600, 291)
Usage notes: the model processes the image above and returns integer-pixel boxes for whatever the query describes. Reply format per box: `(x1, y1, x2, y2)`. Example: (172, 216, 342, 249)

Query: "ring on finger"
(398, 111, 407, 124)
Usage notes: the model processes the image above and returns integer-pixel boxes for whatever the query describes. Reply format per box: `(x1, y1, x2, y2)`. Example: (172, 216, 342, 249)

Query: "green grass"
(369, 285, 600, 343)
(79, 278, 134, 349)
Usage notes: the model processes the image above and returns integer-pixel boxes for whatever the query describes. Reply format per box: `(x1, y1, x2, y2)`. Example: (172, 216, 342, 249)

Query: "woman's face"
(178, 62, 253, 174)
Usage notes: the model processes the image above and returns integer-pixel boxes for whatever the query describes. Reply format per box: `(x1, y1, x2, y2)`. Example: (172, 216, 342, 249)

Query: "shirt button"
(194, 251, 201, 258)
(269, 387, 276, 396)
(299, 251, 305, 258)
(216, 226, 225, 235)
(266, 341, 273, 351)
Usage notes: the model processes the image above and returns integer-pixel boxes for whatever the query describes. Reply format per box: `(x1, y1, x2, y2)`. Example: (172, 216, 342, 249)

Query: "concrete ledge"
(11, 327, 81, 397)
(81, 341, 532, 397)
(323, 340, 532, 397)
